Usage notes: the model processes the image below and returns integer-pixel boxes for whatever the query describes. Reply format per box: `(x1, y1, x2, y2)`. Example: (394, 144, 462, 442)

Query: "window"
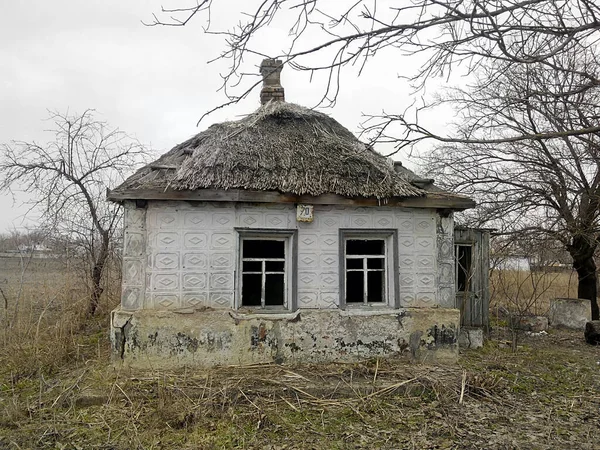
(455, 244, 473, 292)
(238, 231, 295, 310)
(341, 231, 397, 307)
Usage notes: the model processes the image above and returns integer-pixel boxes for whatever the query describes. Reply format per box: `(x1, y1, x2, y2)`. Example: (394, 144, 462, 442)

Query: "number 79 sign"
(296, 204, 314, 222)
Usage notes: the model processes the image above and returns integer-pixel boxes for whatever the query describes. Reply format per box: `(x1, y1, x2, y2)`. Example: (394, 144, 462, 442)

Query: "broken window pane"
(346, 258, 363, 270)
(265, 274, 284, 306)
(243, 261, 262, 272)
(367, 271, 384, 302)
(242, 274, 262, 306)
(266, 260, 285, 272)
(243, 239, 285, 259)
(346, 274, 364, 303)
(367, 258, 384, 269)
(347, 239, 385, 256)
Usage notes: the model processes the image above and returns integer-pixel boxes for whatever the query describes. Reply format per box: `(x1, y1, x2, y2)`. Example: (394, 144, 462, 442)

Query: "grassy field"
(1, 259, 599, 449)
(490, 269, 579, 316)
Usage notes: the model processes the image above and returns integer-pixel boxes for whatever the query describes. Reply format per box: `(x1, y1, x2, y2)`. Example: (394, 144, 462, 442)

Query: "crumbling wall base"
(111, 307, 460, 368)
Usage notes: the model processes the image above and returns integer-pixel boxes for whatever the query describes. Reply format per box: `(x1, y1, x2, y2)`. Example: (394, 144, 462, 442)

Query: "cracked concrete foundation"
(458, 327, 484, 349)
(111, 307, 460, 368)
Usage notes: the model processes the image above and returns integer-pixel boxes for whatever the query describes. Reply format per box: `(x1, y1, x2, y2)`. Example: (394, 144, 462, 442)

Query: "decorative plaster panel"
(319, 253, 337, 268)
(213, 213, 233, 227)
(156, 212, 178, 229)
(183, 253, 207, 269)
(319, 273, 338, 289)
(184, 212, 208, 227)
(350, 215, 372, 228)
(375, 216, 394, 227)
(121, 202, 147, 310)
(209, 273, 234, 290)
(320, 292, 338, 308)
(210, 291, 234, 308)
(184, 232, 208, 249)
(183, 292, 208, 307)
(319, 235, 338, 249)
(299, 254, 319, 269)
(436, 214, 455, 308)
(298, 272, 318, 289)
(153, 293, 179, 308)
(300, 234, 319, 248)
(298, 292, 318, 307)
(318, 214, 341, 229)
(416, 236, 435, 251)
(122, 287, 142, 310)
(154, 253, 179, 270)
(238, 213, 264, 227)
(156, 232, 179, 249)
(397, 216, 414, 232)
(210, 253, 233, 270)
(136, 201, 446, 311)
(183, 273, 207, 290)
(153, 273, 179, 291)
(415, 292, 436, 306)
(125, 208, 145, 228)
(123, 260, 143, 285)
(399, 236, 415, 250)
(210, 233, 234, 250)
(400, 293, 416, 307)
(124, 232, 144, 257)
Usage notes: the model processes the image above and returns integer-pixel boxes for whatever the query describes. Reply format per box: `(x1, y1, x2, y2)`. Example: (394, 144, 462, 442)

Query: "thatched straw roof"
(110, 101, 467, 203)
(108, 101, 474, 213)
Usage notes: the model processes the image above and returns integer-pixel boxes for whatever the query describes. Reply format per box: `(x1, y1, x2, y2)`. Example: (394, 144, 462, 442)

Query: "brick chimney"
(260, 59, 285, 105)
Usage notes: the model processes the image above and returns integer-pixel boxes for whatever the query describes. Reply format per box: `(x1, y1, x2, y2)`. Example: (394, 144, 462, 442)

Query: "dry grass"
(1, 330, 599, 449)
(1, 258, 599, 449)
(0, 256, 118, 382)
(490, 269, 578, 316)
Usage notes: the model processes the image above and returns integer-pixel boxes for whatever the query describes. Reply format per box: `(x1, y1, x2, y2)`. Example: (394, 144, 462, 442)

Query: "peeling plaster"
(111, 307, 460, 368)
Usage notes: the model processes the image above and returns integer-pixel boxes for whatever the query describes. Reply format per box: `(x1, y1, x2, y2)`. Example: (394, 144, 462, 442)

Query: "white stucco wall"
(120, 200, 454, 311)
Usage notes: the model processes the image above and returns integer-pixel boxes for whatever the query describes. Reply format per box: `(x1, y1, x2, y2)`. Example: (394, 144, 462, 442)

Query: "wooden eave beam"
(107, 188, 476, 211)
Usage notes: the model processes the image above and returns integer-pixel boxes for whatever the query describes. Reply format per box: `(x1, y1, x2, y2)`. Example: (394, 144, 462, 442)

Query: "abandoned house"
(107, 59, 479, 368)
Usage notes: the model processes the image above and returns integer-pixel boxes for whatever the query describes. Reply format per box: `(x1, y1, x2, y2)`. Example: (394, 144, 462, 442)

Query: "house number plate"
(296, 204, 314, 222)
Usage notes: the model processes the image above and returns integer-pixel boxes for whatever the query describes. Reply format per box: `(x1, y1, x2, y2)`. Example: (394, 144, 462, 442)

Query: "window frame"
(339, 229, 398, 308)
(236, 228, 297, 311)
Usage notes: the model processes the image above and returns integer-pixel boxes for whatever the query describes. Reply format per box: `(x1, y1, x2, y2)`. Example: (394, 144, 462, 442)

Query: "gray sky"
(1, 0, 438, 233)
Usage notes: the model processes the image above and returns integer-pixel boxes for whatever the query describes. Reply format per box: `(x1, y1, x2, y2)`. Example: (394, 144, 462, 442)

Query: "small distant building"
(107, 59, 476, 367)
(494, 255, 531, 272)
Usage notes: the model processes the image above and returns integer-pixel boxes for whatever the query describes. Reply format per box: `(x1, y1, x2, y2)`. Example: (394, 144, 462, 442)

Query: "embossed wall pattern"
(436, 215, 455, 308)
(129, 201, 444, 310)
(121, 201, 147, 310)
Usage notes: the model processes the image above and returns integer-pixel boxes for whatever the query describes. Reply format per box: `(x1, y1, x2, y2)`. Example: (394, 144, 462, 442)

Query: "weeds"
(490, 269, 578, 317)
(1, 258, 599, 449)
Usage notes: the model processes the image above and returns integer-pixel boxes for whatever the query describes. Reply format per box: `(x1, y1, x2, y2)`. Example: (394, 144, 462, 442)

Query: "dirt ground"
(1, 324, 599, 450)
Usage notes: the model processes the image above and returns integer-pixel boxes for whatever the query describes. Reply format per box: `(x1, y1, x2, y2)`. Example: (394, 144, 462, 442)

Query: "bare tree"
(147, 0, 600, 145)
(425, 47, 600, 319)
(0, 111, 148, 316)
(145, 2, 600, 317)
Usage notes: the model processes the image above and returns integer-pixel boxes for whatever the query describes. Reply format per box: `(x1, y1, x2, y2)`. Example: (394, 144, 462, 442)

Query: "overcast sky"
(1, 0, 441, 233)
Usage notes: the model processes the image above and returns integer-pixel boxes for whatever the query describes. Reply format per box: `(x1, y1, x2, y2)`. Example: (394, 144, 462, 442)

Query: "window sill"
(230, 310, 299, 321)
(339, 307, 401, 317)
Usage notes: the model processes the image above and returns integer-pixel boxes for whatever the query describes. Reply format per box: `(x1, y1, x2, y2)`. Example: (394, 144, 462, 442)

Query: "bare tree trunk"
(570, 236, 600, 320)
(88, 231, 109, 317)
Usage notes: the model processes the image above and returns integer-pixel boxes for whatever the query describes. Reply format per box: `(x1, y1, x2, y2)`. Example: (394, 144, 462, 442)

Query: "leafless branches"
(424, 46, 600, 318)
(148, 1, 600, 144)
(0, 110, 149, 315)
